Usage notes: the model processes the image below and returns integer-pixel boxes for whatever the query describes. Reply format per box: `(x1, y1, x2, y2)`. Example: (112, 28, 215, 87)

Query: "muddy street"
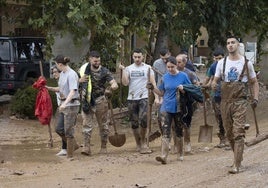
(1, 90, 268, 188)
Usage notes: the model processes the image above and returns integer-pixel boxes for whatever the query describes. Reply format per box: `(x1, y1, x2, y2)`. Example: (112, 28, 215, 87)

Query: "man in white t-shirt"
(212, 36, 259, 174)
(120, 48, 156, 154)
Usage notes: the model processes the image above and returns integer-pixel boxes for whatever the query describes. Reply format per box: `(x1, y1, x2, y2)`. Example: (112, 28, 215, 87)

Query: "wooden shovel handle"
(108, 99, 118, 134)
(39, 61, 44, 77)
(202, 88, 207, 125)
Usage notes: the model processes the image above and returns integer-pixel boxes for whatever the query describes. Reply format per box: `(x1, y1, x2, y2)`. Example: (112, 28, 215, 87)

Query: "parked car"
(193, 62, 205, 70)
(0, 36, 50, 94)
(193, 56, 207, 70)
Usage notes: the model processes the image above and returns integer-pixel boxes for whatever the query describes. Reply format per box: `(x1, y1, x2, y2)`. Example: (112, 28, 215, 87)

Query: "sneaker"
(185, 142, 191, 153)
(56, 149, 67, 156)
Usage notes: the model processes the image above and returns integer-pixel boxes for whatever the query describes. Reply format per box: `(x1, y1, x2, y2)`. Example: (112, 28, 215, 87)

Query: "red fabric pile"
(33, 76, 53, 125)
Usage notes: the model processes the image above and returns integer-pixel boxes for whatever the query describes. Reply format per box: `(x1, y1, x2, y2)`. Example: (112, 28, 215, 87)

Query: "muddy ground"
(0, 82, 268, 188)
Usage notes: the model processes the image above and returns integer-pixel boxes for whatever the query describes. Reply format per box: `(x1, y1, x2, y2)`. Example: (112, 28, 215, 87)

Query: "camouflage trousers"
(81, 96, 109, 139)
(127, 99, 148, 129)
(60, 105, 79, 138)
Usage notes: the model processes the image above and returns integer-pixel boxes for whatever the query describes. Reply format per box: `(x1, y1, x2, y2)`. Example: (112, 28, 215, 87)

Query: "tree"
(3, 0, 268, 64)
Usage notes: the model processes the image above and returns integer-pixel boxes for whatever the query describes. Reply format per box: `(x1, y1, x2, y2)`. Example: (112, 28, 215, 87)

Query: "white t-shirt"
(125, 63, 154, 100)
(215, 56, 256, 82)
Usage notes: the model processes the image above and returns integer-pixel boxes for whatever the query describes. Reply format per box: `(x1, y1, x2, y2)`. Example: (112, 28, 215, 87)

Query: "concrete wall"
(259, 40, 268, 86)
(51, 32, 91, 64)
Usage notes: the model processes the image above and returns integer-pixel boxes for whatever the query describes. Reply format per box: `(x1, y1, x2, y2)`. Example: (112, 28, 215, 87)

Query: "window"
(0, 40, 11, 61)
(17, 41, 43, 60)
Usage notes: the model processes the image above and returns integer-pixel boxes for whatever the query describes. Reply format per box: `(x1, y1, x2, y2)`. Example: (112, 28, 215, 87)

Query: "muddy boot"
(73, 138, 80, 151)
(171, 135, 178, 154)
(184, 127, 191, 153)
(140, 127, 152, 154)
(133, 128, 141, 152)
(81, 136, 91, 156)
(216, 133, 226, 148)
(156, 137, 169, 164)
(99, 135, 108, 154)
(67, 138, 74, 158)
(229, 138, 244, 174)
(177, 137, 184, 161)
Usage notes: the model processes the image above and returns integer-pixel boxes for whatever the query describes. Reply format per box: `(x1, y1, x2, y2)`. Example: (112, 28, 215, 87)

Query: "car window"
(17, 41, 43, 61)
(18, 42, 31, 60)
(0, 40, 11, 61)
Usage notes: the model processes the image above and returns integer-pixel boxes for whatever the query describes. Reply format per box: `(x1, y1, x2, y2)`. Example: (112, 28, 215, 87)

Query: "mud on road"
(0, 89, 268, 188)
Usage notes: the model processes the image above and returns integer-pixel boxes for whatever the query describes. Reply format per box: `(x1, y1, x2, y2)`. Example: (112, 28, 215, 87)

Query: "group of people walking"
(47, 35, 259, 174)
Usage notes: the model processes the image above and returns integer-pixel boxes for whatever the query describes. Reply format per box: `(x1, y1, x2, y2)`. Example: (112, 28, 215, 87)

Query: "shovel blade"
(198, 124, 213, 143)
(109, 133, 126, 147)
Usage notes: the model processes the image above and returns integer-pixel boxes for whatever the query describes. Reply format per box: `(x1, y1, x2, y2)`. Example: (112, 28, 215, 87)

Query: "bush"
(10, 78, 58, 119)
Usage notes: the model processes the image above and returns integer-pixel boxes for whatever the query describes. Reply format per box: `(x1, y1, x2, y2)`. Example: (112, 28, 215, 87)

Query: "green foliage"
(110, 84, 128, 109)
(10, 78, 58, 119)
(10, 86, 38, 119)
(5, 0, 267, 67)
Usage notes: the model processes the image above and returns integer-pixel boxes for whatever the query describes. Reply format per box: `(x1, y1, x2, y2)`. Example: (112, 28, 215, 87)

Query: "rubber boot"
(229, 138, 244, 174)
(177, 137, 184, 161)
(140, 127, 152, 154)
(184, 127, 191, 153)
(133, 128, 141, 152)
(73, 138, 80, 151)
(81, 135, 91, 156)
(170, 127, 178, 154)
(156, 137, 169, 164)
(67, 138, 74, 158)
(99, 135, 108, 154)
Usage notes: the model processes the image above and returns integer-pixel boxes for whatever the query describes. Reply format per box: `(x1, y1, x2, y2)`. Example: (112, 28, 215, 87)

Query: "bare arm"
(119, 64, 129, 86)
(211, 76, 220, 90)
(46, 86, 59, 92)
(250, 77, 259, 101)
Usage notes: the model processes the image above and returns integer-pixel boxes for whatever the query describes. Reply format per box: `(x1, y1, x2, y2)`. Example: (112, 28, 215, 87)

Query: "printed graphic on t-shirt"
(130, 70, 145, 77)
(227, 67, 238, 81)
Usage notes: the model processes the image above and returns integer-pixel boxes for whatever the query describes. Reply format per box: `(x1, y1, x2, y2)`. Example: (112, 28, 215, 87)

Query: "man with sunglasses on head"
(120, 48, 156, 154)
(212, 36, 259, 174)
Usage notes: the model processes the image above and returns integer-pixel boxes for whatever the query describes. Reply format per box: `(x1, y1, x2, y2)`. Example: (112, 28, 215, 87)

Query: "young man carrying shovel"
(119, 48, 156, 154)
(212, 36, 259, 174)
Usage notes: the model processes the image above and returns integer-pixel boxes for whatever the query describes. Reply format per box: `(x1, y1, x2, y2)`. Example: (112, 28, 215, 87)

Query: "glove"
(146, 82, 154, 90)
(104, 88, 112, 99)
(251, 99, 258, 108)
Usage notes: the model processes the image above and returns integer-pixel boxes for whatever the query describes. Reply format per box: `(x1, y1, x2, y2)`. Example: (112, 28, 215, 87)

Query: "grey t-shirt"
(153, 58, 167, 87)
(58, 67, 80, 106)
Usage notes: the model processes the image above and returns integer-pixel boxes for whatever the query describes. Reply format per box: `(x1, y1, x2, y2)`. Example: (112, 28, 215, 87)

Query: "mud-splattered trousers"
(82, 96, 109, 142)
(128, 99, 148, 129)
(55, 110, 67, 149)
(59, 105, 80, 138)
(160, 111, 183, 139)
(221, 82, 248, 145)
(212, 96, 224, 136)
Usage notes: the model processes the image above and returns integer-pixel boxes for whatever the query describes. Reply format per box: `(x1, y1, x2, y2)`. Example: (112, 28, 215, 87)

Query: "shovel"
(108, 98, 126, 147)
(244, 60, 268, 146)
(198, 89, 213, 143)
(245, 106, 268, 146)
